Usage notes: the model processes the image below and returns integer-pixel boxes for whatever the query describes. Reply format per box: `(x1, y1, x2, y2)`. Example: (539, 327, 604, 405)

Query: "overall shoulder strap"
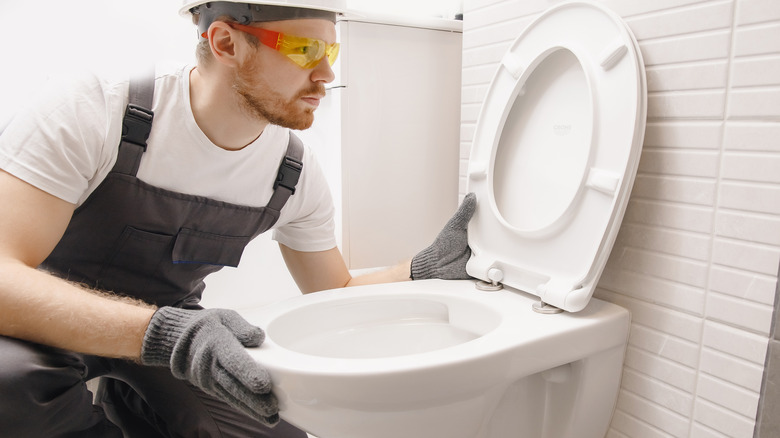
(266, 132, 305, 214)
(113, 69, 155, 175)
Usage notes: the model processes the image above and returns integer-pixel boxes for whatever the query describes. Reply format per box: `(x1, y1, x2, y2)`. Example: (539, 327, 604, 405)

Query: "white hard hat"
(181, 0, 347, 40)
(180, 0, 347, 17)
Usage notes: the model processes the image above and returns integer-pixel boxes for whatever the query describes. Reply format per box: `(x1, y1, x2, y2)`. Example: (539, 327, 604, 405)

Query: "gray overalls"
(0, 73, 308, 438)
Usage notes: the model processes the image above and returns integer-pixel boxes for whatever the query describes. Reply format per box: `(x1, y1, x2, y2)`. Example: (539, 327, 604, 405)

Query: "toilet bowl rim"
(241, 280, 630, 375)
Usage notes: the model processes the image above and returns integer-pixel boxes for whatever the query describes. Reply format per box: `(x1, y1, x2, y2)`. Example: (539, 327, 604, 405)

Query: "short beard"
(233, 59, 324, 130)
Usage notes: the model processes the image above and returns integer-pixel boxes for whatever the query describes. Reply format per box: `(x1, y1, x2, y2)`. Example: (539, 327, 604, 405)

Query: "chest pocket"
(95, 224, 252, 307)
(172, 228, 251, 267)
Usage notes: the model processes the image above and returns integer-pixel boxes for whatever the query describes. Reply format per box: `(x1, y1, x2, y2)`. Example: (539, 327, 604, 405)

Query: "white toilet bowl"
(242, 281, 630, 438)
(242, 2, 646, 437)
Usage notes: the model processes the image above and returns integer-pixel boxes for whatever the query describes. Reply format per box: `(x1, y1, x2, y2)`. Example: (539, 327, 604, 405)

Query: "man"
(0, 1, 473, 437)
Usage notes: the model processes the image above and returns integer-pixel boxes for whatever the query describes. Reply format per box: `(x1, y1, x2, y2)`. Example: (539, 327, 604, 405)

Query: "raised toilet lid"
(465, 1, 647, 312)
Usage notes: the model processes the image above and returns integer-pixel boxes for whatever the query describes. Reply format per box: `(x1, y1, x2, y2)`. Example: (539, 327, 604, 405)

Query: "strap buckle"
(121, 103, 154, 149)
(273, 155, 303, 194)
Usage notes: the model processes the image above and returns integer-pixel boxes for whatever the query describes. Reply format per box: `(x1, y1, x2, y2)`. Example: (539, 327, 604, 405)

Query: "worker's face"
(232, 19, 337, 130)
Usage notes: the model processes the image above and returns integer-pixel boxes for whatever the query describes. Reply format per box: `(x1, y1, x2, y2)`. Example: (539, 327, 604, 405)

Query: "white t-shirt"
(0, 63, 336, 252)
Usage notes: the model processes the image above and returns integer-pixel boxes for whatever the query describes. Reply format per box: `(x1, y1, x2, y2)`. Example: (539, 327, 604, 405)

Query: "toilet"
(241, 2, 646, 437)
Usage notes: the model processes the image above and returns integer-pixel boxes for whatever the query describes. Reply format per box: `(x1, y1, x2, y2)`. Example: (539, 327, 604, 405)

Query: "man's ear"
(207, 21, 241, 67)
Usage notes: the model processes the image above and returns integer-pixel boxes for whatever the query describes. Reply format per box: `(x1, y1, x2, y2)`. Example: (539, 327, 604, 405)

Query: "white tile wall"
(460, 0, 780, 436)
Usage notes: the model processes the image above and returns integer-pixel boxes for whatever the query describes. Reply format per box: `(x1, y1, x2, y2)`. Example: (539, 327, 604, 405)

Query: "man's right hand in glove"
(140, 306, 279, 425)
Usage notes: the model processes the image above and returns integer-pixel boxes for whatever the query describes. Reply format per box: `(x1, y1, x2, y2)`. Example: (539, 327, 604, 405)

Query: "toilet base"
(483, 345, 625, 438)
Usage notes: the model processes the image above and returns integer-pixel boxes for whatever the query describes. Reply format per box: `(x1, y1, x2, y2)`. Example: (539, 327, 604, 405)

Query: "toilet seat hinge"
(532, 299, 564, 314)
(476, 267, 504, 292)
(475, 279, 503, 292)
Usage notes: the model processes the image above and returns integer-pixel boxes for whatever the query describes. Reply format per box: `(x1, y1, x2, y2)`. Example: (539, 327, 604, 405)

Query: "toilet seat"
(466, 1, 646, 312)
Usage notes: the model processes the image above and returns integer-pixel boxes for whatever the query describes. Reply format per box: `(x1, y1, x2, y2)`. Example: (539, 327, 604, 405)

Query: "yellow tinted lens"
(279, 35, 338, 68)
(279, 36, 320, 68)
(326, 43, 340, 66)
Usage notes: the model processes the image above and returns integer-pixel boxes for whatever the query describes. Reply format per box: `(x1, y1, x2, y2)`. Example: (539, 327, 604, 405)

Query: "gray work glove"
(141, 307, 279, 426)
(410, 193, 476, 280)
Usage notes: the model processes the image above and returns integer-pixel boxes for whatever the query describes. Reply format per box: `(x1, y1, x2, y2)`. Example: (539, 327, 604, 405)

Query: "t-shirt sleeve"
(0, 70, 123, 204)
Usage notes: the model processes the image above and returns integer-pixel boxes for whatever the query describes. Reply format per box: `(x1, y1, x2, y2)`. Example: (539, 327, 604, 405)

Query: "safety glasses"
(223, 23, 340, 69)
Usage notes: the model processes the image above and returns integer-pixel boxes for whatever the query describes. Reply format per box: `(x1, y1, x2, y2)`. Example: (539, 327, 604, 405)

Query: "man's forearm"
(345, 259, 412, 287)
(0, 259, 156, 359)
